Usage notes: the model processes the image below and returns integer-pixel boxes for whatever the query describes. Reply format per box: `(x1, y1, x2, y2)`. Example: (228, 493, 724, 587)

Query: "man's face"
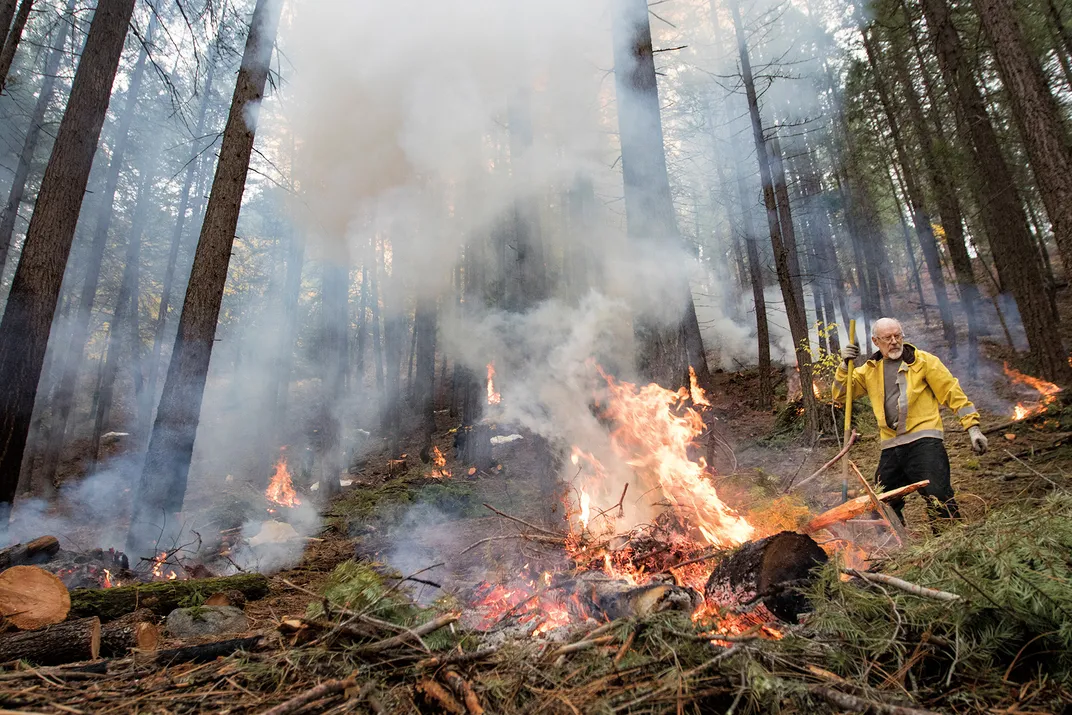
(873, 322, 904, 360)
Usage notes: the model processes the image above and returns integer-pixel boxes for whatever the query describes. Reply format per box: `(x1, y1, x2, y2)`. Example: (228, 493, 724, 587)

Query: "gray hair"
(871, 317, 903, 339)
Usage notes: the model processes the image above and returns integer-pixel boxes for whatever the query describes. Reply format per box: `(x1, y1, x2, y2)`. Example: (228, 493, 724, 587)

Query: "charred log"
(705, 531, 827, 622)
(0, 535, 59, 569)
(0, 616, 100, 665)
(69, 573, 268, 623)
(555, 572, 701, 620)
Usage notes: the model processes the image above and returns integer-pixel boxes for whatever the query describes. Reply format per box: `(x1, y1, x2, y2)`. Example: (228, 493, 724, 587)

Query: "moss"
(69, 573, 269, 622)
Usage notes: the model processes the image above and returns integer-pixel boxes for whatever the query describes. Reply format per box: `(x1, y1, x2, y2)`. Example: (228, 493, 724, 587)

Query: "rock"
(166, 606, 248, 639)
(248, 521, 300, 547)
(490, 434, 523, 446)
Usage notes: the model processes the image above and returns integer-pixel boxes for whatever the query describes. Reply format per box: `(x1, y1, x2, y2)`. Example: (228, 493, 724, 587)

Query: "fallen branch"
(0, 536, 60, 570)
(416, 646, 499, 671)
(482, 504, 562, 537)
(808, 685, 940, 715)
(1002, 449, 1060, 488)
(441, 668, 484, 715)
(351, 613, 459, 656)
(788, 431, 859, 492)
(549, 635, 616, 659)
(70, 573, 269, 622)
(457, 533, 563, 556)
(260, 675, 359, 715)
(844, 569, 962, 602)
(848, 461, 907, 546)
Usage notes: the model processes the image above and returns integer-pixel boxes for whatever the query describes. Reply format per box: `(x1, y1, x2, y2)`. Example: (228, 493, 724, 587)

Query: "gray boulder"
(166, 606, 248, 638)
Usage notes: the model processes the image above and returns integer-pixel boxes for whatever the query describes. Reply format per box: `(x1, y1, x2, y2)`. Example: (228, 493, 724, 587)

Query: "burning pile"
(430, 446, 451, 478)
(1005, 363, 1061, 420)
(266, 454, 302, 509)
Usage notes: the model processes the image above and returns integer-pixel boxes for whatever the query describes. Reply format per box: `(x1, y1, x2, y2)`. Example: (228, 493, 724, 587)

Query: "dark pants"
(875, 437, 960, 531)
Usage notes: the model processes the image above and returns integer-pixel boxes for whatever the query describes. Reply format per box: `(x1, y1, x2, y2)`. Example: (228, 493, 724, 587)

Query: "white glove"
(968, 426, 988, 455)
(840, 343, 860, 364)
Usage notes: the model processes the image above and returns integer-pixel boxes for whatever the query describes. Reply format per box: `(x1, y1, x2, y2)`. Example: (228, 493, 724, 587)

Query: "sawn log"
(804, 480, 930, 533)
(100, 608, 160, 656)
(69, 573, 269, 622)
(0, 616, 100, 665)
(0, 535, 60, 570)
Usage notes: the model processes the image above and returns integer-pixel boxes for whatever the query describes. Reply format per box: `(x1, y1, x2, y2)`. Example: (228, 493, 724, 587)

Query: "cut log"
(0, 616, 100, 665)
(69, 573, 269, 622)
(705, 531, 828, 622)
(804, 480, 930, 533)
(100, 608, 160, 656)
(0, 536, 60, 570)
(0, 565, 71, 629)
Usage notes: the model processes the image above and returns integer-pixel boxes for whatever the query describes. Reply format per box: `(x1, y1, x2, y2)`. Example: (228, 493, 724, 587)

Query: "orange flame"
(102, 569, 116, 588)
(487, 362, 501, 405)
(266, 457, 302, 507)
(689, 366, 710, 407)
(150, 552, 182, 581)
(430, 446, 452, 478)
(812, 381, 822, 399)
(579, 489, 591, 530)
(1004, 363, 1061, 421)
(597, 367, 752, 547)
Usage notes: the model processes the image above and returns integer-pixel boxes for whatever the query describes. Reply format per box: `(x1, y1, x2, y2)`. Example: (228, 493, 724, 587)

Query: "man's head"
(872, 318, 905, 360)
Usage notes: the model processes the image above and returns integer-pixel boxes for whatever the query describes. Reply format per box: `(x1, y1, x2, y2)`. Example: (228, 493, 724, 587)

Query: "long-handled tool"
(841, 320, 857, 504)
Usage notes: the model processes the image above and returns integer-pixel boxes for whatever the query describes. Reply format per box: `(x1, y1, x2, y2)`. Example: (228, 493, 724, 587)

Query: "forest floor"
(4, 299, 1072, 713)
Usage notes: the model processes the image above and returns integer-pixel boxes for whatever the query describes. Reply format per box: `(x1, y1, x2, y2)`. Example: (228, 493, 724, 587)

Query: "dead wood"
(100, 608, 160, 656)
(0, 565, 70, 629)
(788, 431, 859, 491)
(153, 634, 264, 666)
(481, 503, 562, 537)
(844, 569, 962, 602)
(808, 685, 940, 714)
(69, 572, 269, 622)
(0, 536, 60, 570)
(804, 481, 930, 533)
(0, 616, 100, 665)
(416, 646, 500, 670)
(441, 668, 484, 715)
(848, 461, 907, 545)
(416, 678, 465, 714)
(260, 674, 359, 715)
(351, 612, 459, 656)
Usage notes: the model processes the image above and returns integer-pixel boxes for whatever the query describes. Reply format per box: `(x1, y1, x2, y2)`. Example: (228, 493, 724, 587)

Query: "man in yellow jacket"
(833, 318, 988, 529)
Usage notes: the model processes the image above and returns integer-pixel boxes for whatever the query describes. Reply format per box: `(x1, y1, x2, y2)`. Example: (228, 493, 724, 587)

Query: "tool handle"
(841, 320, 857, 501)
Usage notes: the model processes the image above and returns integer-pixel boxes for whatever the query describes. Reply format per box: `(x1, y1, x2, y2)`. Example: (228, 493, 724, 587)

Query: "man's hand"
(840, 343, 860, 364)
(968, 426, 988, 455)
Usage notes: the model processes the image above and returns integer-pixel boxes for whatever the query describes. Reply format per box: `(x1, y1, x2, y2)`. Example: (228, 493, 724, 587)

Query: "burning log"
(100, 608, 160, 656)
(69, 573, 269, 622)
(555, 573, 701, 620)
(804, 481, 930, 533)
(704, 531, 828, 622)
(0, 616, 101, 665)
(0, 535, 60, 570)
(0, 565, 71, 629)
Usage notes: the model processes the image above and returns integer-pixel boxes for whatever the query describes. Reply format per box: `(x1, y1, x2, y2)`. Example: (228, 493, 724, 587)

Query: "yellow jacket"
(832, 344, 980, 449)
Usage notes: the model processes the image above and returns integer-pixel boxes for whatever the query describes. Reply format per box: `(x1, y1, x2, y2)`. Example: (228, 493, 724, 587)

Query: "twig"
(612, 645, 740, 712)
(416, 646, 500, 671)
(259, 675, 359, 715)
(482, 503, 562, 537)
(457, 533, 563, 556)
(1002, 449, 1060, 488)
(808, 685, 940, 715)
(351, 613, 459, 656)
(441, 668, 485, 715)
(660, 547, 725, 573)
(549, 635, 616, 659)
(848, 461, 906, 546)
(789, 431, 859, 492)
(844, 569, 962, 602)
(613, 629, 636, 667)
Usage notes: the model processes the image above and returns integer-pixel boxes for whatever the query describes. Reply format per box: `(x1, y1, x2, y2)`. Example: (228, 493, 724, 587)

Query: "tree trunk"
(370, 238, 385, 392)
(0, 0, 34, 92)
(0, 0, 17, 57)
(0, 0, 136, 526)
(38, 18, 155, 495)
(414, 295, 437, 452)
(612, 0, 707, 390)
(729, 0, 817, 440)
(507, 91, 548, 310)
(768, 135, 807, 317)
(862, 29, 957, 355)
(143, 54, 218, 439)
(920, 0, 1070, 383)
(886, 14, 980, 374)
(973, 0, 1072, 276)
(90, 157, 154, 468)
(127, 0, 284, 552)
(0, 0, 76, 282)
(736, 168, 773, 411)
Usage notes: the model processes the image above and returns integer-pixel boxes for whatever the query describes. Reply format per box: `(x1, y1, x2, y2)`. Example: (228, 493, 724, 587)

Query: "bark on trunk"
(38, 19, 154, 494)
(920, 0, 1071, 383)
(69, 573, 269, 622)
(0, 0, 136, 524)
(127, 0, 284, 550)
(729, 0, 818, 439)
(144, 55, 218, 439)
(414, 295, 437, 452)
(612, 0, 707, 390)
(0, 616, 100, 665)
(973, 0, 1072, 277)
(0, 0, 17, 57)
(0, 0, 34, 92)
(736, 167, 773, 411)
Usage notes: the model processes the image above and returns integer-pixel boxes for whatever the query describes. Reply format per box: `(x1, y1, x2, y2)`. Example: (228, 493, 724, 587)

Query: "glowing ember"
(266, 456, 302, 508)
(487, 362, 501, 405)
(592, 365, 753, 547)
(468, 575, 584, 637)
(1005, 363, 1061, 420)
(430, 446, 451, 478)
